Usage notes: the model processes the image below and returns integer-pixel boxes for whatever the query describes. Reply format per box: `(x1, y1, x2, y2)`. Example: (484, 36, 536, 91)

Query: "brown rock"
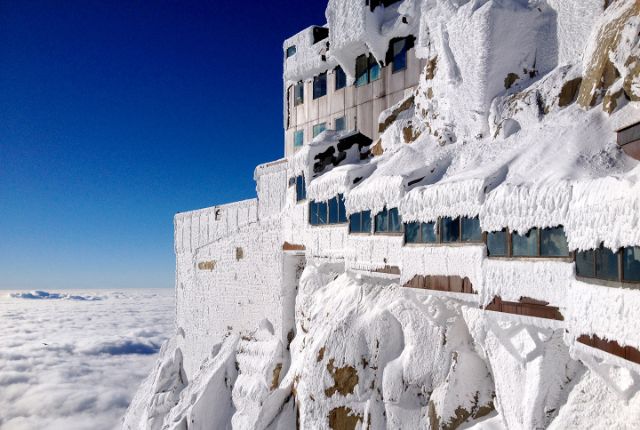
(558, 77, 583, 107)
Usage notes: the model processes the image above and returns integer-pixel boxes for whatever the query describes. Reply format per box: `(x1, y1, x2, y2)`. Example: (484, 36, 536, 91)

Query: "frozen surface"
(0, 288, 174, 430)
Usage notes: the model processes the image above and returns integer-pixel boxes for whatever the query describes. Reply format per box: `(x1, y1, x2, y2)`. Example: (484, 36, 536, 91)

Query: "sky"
(0, 0, 327, 289)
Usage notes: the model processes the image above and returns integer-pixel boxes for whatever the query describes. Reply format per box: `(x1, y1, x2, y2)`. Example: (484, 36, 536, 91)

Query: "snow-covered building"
(125, 1, 640, 429)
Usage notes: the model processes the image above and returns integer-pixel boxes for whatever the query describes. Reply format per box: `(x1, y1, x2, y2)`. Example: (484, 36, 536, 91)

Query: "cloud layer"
(0, 288, 174, 430)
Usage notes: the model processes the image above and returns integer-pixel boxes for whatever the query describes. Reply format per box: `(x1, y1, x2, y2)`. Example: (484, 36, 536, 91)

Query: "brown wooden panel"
(626, 346, 640, 365)
(449, 276, 463, 293)
(577, 334, 640, 365)
(374, 265, 401, 275)
(622, 140, 640, 161)
(283, 242, 306, 251)
(403, 275, 476, 294)
(483, 296, 563, 321)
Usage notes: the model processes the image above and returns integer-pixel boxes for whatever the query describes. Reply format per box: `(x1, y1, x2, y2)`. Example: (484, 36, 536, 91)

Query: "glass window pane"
(596, 246, 619, 281)
(295, 82, 304, 105)
(540, 227, 569, 257)
(294, 130, 304, 147)
(576, 250, 596, 277)
(392, 39, 407, 72)
(335, 66, 347, 90)
(369, 55, 381, 82)
(362, 210, 372, 233)
(487, 230, 508, 257)
(335, 116, 346, 132)
(623, 246, 640, 282)
(328, 197, 338, 224)
(421, 222, 437, 243)
(349, 213, 361, 233)
(313, 123, 326, 138)
(461, 217, 482, 242)
(317, 201, 327, 225)
(441, 217, 460, 242)
(286, 46, 296, 58)
(356, 55, 368, 87)
(405, 222, 420, 243)
(310, 202, 318, 225)
(389, 208, 402, 232)
(512, 228, 538, 257)
(296, 176, 306, 202)
(375, 209, 388, 233)
(338, 195, 347, 223)
(313, 72, 327, 99)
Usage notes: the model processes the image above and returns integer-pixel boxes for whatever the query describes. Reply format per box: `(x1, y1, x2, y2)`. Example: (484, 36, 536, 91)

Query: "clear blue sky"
(0, 1, 327, 289)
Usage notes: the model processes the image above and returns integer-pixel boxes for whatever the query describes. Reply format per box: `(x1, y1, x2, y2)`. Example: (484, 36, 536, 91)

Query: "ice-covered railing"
(174, 199, 258, 254)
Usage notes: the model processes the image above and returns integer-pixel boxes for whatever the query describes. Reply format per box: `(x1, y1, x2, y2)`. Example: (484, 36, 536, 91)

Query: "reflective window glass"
(310, 202, 318, 225)
(441, 217, 460, 242)
(369, 55, 381, 81)
(328, 197, 338, 224)
(286, 46, 296, 58)
(596, 246, 619, 280)
(313, 72, 327, 99)
(338, 195, 347, 223)
(361, 210, 372, 233)
(623, 246, 640, 282)
(389, 208, 402, 232)
(540, 226, 569, 257)
(461, 217, 482, 242)
(512, 228, 538, 257)
(295, 176, 306, 202)
(392, 38, 407, 72)
(294, 130, 304, 148)
(405, 222, 420, 243)
(375, 209, 388, 233)
(317, 201, 327, 225)
(487, 230, 508, 256)
(313, 123, 326, 138)
(335, 116, 346, 132)
(294, 81, 304, 105)
(356, 55, 369, 87)
(335, 66, 347, 90)
(421, 222, 437, 243)
(575, 249, 596, 278)
(349, 213, 361, 233)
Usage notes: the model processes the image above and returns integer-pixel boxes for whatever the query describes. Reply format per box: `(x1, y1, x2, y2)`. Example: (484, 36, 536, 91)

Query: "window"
(487, 226, 570, 258)
(390, 38, 408, 72)
(295, 175, 306, 202)
(350, 211, 372, 234)
(309, 195, 347, 226)
(576, 244, 628, 282)
(374, 207, 403, 234)
(313, 123, 326, 138)
(286, 45, 297, 58)
(313, 72, 327, 99)
(312, 27, 329, 44)
(487, 229, 509, 257)
(294, 81, 304, 106)
(355, 54, 381, 87)
(335, 66, 347, 90)
(623, 247, 640, 282)
(335, 116, 346, 132)
(294, 130, 304, 148)
(405, 221, 437, 244)
(404, 216, 482, 245)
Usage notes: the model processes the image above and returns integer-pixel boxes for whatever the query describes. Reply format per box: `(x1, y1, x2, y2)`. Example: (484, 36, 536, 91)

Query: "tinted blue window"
(540, 226, 569, 257)
(294, 130, 304, 148)
(461, 217, 482, 242)
(286, 46, 296, 58)
(623, 246, 640, 282)
(356, 54, 368, 87)
(405, 222, 420, 243)
(335, 66, 347, 90)
(391, 38, 407, 72)
(295, 176, 306, 202)
(361, 210, 372, 233)
(317, 201, 327, 225)
(313, 72, 327, 99)
(338, 195, 347, 223)
(421, 222, 437, 243)
(389, 208, 402, 232)
(576, 249, 596, 278)
(512, 228, 538, 257)
(313, 123, 326, 138)
(441, 217, 460, 242)
(487, 230, 508, 256)
(349, 213, 361, 233)
(375, 209, 388, 233)
(369, 56, 381, 81)
(309, 202, 318, 225)
(328, 197, 338, 224)
(335, 116, 346, 132)
(596, 246, 619, 280)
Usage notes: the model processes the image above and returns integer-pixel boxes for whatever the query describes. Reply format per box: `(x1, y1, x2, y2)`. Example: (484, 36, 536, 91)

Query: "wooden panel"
(282, 242, 305, 251)
(483, 296, 564, 321)
(622, 140, 640, 161)
(403, 275, 476, 295)
(578, 334, 640, 365)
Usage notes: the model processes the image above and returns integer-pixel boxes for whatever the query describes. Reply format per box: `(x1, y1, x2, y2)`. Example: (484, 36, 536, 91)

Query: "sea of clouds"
(0, 288, 174, 430)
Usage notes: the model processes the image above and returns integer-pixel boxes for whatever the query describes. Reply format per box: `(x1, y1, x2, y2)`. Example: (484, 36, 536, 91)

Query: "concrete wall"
(284, 47, 424, 156)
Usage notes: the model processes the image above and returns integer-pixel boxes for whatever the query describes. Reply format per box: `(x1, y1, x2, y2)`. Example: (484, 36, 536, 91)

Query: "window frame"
(576, 244, 640, 285)
(403, 216, 484, 246)
(486, 226, 572, 260)
(349, 210, 372, 235)
(309, 195, 348, 226)
(355, 53, 380, 87)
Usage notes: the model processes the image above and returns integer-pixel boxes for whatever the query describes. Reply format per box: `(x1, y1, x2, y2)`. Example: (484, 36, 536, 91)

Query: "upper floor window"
(349, 210, 372, 234)
(295, 175, 306, 202)
(313, 27, 329, 44)
(335, 66, 347, 90)
(374, 207, 402, 234)
(313, 122, 326, 138)
(404, 216, 482, 245)
(335, 116, 346, 132)
(576, 245, 640, 283)
(313, 72, 327, 99)
(309, 195, 347, 226)
(390, 38, 409, 73)
(487, 226, 570, 258)
(355, 54, 381, 87)
(294, 130, 304, 148)
(286, 45, 297, 58)
(294, 81, 304, 106)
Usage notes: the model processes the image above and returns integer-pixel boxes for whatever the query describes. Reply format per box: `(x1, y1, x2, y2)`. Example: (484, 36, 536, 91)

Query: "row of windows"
(576, 245, 640, 283)
(293, 117, 346, 148)
(486, 227, 570, 258)
(292, 36, 412, 105)
(309, 195, 347, 226)
(406, 217, 483, 244)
